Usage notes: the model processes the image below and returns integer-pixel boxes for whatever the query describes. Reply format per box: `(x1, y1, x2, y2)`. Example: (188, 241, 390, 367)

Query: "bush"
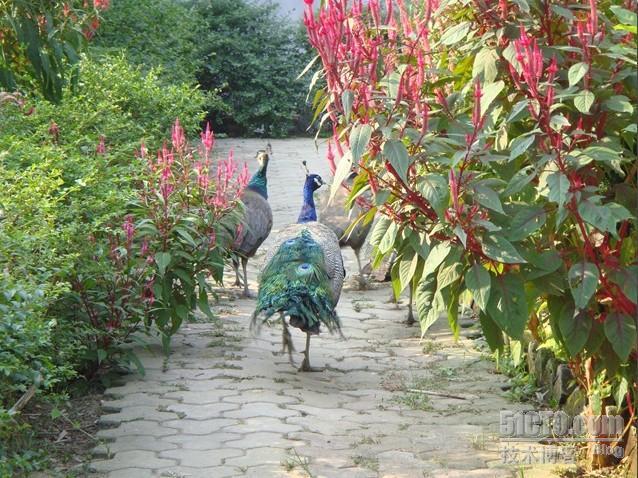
(93, 0, 204, 86)
(307, 0, 637, 434)
(195, 0, 314, 136)
(0, 54, 207, 402)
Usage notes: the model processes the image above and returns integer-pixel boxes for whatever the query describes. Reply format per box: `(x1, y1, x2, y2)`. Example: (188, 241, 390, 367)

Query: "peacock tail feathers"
(252, 229, 341, 335)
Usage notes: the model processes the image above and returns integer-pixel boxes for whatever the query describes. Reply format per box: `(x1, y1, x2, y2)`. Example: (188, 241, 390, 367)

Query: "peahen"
(252, 164, 345, 372)
(318, 172, 373, 287)
(232, 149, 273, 297)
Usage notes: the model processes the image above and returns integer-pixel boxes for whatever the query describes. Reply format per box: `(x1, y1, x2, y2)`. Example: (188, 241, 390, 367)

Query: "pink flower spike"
(171, 118, 186, 151)
(201, 122, 215, 152)
(96, 135, 106, 155)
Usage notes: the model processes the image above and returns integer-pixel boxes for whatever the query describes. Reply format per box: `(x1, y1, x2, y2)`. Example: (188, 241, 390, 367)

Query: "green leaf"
(369, 216, 392, 247)
(378, 221, 398, 255)
(97, 349, 108, 364)
(608, 266, 638, 304)
(423, 242, 451, 277)
(479, 312, 504, 352)
(574, 90, 595, 113)
(399, 253, 419, 293)
(610, 6, 637, 27)
(440, 21, 471, 46)
(558, 305, 592, 356)
(614, 377, 629, 408)
(503, 166, 536, 196)
(437, 262, 463, 291)
(480, 80, 505, 116)
(330, 150, 353, 203)
(604, 312, 637, 362)
(568, 62, 588, 86)
(507, 206, 546, 241)
(481, 234, 527, 264)
(418, 173, 449, 219)
(486, 273, 528, 340)
(350, 123, 372, 161)
(447, 286, 460, 340)
(509, 135, 535, 161)
(383, 140, 412, 183)
(581, 146, 620, 163)
(473, 184, 504, 214)
(342, 90, 354, 121)
(605, 95, 633, 114)
(155, 252, 171, 277)
(567, 261, 599, 310)
(416, 273, 438, 335)
(465, 263, 491, 312)
(546, 171, 570, 209)
(472, 47, 498, 83)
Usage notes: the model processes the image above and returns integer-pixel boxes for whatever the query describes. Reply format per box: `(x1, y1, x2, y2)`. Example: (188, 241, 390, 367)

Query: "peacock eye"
(297, 263, 312, 274)
(285, 239, 296, 245)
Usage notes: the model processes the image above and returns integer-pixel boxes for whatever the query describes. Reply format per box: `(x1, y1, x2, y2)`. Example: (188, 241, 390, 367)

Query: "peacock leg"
(299, 332, 324, 372)
(354, 248, 368, 290)
(232, 256, 241, 287)
(404, 287, 416, 326)
(241, 257, 252, 297)
(281, 314, 294, 365)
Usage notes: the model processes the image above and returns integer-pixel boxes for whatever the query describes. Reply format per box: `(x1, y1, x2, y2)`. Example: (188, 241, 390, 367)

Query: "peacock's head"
(306, 173, 325, 192)
(256, 150, 270, 169)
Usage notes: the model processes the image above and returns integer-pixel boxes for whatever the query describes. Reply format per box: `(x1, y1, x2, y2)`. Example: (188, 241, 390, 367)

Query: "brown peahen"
(317, 172, 373, 287)
(232, 150, 273, 297)
(252, 164, 344, 372)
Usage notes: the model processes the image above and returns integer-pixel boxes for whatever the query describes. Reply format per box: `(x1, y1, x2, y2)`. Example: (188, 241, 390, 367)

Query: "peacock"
(232, 149, 273, 297)
(251, 163, 345, 372)
(318, 172, 373, 287)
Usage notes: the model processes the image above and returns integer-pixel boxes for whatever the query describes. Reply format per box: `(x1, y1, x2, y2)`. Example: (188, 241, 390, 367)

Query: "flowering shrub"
(0, 0, 109, 101)
(305, 0, 637, 425)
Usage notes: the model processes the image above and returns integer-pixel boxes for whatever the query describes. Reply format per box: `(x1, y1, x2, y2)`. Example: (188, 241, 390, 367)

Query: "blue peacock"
(252, 162, 345, 372)
(232, 149, 273, 297)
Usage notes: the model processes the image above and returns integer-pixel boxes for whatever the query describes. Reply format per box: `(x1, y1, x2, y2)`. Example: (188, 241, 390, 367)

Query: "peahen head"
(247, 150, 270, 199)
(256, 150, 270, 171)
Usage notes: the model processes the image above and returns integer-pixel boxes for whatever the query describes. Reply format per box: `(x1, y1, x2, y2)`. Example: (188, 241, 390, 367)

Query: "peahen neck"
(246, 163, 268, 199)
(297, 182, 317, 223)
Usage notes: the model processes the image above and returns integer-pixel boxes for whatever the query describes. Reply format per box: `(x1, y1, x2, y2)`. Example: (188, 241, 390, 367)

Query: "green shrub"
(195, 0, 313, 136)
(93, 0, 204, 86)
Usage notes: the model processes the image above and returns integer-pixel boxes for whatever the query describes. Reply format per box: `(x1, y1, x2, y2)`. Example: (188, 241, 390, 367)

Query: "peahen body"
(318, 172, 373, 287)
(252, 170, 344, 372)
(232, 150, 273, 297)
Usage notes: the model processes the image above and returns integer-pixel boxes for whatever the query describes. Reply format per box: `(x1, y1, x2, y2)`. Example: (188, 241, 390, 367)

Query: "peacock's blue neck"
(297, 183, 317, 223)
(247, 164, 268, 199)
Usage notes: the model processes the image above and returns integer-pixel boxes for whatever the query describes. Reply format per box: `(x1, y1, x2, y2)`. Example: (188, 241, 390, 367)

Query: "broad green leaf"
(378, 221, 398, 255)
(437, 262, 463, 291)
(342, 90, 354, 121)
(155, 252, 171, 277)
(486, 273, 528, 340)
(509, 135, 535, 161)
(383, 140, 411, 183)
(604, 312, 637, 362)
(416, 273, 438, 335)
(581, 146, 620, 163)
(614, 377, 629, 408)
(479, 312, 504, 352)
(473, 184, 504, 214)
(520, 249, 562, 280)
(574, 90, 595, 113)
(465, 263, 491, 311)
(399, 253, 419, 293)
(418, 173, 449, 218)
(472, 47, 498, 83)
(440, 21, 470, 45)
(550, 114, 571, 131)
(508, 99, 529, 122)
(480, 81, 505, 117)
(610, 6, 637, 26)
(330, 151, 353, 203)
(605, 95, 635, 113)
(481, 234, 527, 264)
(608, 266, 638, 304)
(568, 62, 588, 86)
(568, 261, 599, 309)
(546, 171, 570, 209)
(423, 242, 451, 277)
(558, 305, 592, 356)
(369, 216, 392, 246)
(447, 286, 460, 340)
(350, 124, 372, 161)
(503, 166, 536, 196)
(507, 206, 546, 241)
(453, 225, 467, 248)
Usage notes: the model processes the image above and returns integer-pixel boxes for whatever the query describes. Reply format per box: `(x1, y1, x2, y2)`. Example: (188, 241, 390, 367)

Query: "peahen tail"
(251, 230, 341, 335)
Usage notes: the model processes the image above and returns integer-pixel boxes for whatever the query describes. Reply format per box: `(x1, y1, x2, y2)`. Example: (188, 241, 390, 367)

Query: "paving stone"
(223, 417, 303, 434)
(166, 402, 239, 419)
(163, 432, 241, 449)
(163, 389, 239, 403)
(224, 446, 289, 468)
(223, 402, 300, 419)
(91, 450, 177, 472)
(92, 435, 178, 456)
(159, 448, 243, 468)
(162, 418, 239, 435)
(105, 468, 155, 478)
(224, 431, 305, 449)
(157, 466, 237, 478)
(96, 420, 179, 439)
(99, 406, 179, 424)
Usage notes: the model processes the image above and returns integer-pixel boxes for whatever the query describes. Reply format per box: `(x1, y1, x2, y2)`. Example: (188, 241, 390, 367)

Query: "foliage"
(93, 0, 204, 86)
(306, 0, 637, 422)
(0, 0, 109, 101)
(0, 54, 207, 401)
(195, 0, 314, 136)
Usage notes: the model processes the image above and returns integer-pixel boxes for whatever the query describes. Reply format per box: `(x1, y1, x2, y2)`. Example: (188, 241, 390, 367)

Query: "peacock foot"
(298, 360, 324, 372)
(241, 289, 255, 299)
(403, 315, 417, 327)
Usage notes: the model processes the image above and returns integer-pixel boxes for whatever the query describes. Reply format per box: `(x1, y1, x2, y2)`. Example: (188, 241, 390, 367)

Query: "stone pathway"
(90, 139, 525, 478)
